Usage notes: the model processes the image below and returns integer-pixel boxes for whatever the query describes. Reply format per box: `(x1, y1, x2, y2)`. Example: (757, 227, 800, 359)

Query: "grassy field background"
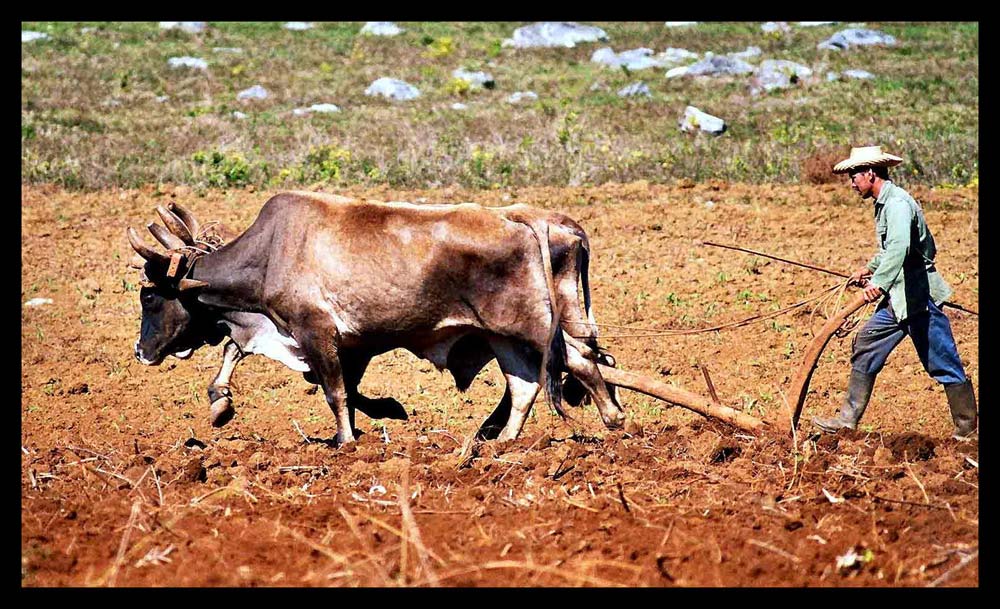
(21, 21, 978, 191)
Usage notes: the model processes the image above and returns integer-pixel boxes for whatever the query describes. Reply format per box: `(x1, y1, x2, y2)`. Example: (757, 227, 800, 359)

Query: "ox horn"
(156, 205, 195, 244)
(166, 201, 201, 240)
(127, 227, 170, 266)
(178, 278, 210, 291)
(128, 253, 147, 269)
(147, 222, 187, 250)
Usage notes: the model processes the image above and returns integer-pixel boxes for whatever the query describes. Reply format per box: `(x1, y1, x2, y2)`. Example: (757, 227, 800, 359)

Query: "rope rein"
(566, 280, 870, 340)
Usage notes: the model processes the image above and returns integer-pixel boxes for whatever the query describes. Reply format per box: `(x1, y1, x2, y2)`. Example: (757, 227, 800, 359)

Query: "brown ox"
(199, 197, 621, 438)
(129, 192, 625, 445)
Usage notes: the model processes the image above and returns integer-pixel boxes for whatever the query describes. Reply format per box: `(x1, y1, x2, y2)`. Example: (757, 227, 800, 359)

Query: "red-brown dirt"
(21, 182, 978, 587)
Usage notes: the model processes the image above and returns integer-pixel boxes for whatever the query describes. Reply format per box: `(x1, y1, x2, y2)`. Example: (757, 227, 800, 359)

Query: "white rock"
(618, 82, 652, 97)
(508, 91, 538, 104)
(761, 22, 791, 34)
(155, 95, 170, 103)
(212, 47, 243, 54)
(843, 69, 875, 79)
(818, 28, 896, 51)
(503, 22, 608, 48)
(704, 200, 716, 209)
(729, 46, 762, 61)
(591, 47, 663, 71)
(451, 102, 468, 110)
(452, 68, 495, 88)
(664, 22, 698, 27)
(665, 66, 690, 79)
(797, 21, 836, 27)
(22, 31, 50, 43)
(232, 111, 248, 119)
(284, 22, 313, 31)
(24, 298, 53, 307)
(237, 85, 269, 101)
(159, 22, 207, 34)
(364, 77, 420, 101)
(168, 56, 208, 70)
(826, 71, 840, 81)
(360, 22, 404, 36)
(309, 103, 340, 113)
(658, 47, 699, 65)
(679, 105, 726, 136)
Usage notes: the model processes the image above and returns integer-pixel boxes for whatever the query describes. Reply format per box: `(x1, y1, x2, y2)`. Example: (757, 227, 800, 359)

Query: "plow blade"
(597, 364, 767, 433)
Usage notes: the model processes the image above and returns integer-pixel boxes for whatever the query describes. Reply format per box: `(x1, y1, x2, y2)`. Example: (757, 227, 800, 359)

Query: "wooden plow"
(591, 293, 868, 437)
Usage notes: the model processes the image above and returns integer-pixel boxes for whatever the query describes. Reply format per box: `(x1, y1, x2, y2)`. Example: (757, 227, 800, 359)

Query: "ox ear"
(178, 278, 210, 291)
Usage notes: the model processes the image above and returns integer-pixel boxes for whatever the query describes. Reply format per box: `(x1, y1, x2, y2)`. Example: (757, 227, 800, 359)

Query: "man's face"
(848, 168, 875, 199)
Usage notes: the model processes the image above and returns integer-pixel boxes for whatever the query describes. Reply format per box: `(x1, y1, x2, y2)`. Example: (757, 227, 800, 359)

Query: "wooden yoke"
(788, 291, 868, 432)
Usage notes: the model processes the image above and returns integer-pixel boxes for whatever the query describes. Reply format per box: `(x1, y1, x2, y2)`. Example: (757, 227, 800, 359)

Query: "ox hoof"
(210, 398, 236, 428)
(603, 412, 626, 430)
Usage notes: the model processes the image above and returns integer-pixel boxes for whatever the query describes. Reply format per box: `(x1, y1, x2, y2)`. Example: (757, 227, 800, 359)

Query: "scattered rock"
(293, 103, 340, 116)
(212, 47, 243, 54)
(728, 46, 762, 61)
(797, 21, 836, 27)
(232, 111, 248, 120)
(664, 22, 698, 27)
(24, 298, 54, 307)
(167, 57, 208, 70)
(452, 68, 495, 88)
(365, 77, 420, 101)
(284, 22, 313, 31)
(659, 47, 700, 65)
(752, 59, 814, 94)
(155, 95, 170, 103)
(503, 22, 608, 49)
(617, 82, 652, 98)
(237, 85, 269, 101)
(22, 31, 50, 43)
(671, 53, 754, 78)
(159, 22, 207, 34)
(843, 69, 875, 80)
(360, 22, 404, 36)
(679, 105, 727, 136)
(761, 22, 791, 34)
(450, 102, 468, 110)
(508, 91, 538, 104)
(592, 47, 663, 71)
(818, 28, 896, 51)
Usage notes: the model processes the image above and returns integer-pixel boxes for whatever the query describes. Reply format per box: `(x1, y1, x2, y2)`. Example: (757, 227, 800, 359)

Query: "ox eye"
(141, 292, 155, 306)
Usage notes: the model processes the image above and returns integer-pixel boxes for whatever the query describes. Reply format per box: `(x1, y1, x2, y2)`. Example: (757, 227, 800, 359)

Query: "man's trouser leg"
(909, 300, 977, 440)
(813, 303, 903, 433)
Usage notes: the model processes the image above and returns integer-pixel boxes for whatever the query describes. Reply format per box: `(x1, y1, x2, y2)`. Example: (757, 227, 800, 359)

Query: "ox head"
(128, 202, 223, 365)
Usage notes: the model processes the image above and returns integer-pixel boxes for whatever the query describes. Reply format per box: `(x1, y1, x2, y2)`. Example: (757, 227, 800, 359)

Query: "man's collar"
(874, 180, 894, 206)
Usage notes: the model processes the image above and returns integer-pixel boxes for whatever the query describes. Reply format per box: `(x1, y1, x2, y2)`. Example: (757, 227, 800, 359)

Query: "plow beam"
(597, 364, 766, 433)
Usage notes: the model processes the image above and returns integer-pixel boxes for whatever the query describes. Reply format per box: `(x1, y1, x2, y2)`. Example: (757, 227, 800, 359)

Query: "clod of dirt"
(873, 446, 894, 466)
(709, 441, 742, 464)
(248, 452, 270, 471)
(179, 457, 207, 483)
(624, 419, 644, 437)
(67, 383, 89, 395)
(886, 433, 936, 462)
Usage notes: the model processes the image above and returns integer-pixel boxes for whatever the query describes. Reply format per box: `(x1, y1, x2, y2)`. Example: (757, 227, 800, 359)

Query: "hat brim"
(832, 154, 903, 174)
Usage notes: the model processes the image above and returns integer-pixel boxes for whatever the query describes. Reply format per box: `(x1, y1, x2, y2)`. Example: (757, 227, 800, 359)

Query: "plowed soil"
(21, 182, 979, 587)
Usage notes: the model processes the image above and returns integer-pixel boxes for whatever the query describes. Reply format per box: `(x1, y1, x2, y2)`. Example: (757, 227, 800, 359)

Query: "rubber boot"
(945, 380, 978, 441)
(812, 370, 877, 433)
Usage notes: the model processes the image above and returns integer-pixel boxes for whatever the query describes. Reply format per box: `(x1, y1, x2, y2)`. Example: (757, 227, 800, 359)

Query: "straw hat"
(832, 146, 903, 173)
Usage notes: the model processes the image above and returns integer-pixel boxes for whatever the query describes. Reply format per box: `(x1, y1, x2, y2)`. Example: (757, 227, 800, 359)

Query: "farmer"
(812, 146, 978, 440)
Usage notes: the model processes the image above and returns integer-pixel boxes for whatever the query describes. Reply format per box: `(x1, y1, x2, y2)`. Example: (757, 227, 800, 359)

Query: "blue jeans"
(851, 299, 967, 385)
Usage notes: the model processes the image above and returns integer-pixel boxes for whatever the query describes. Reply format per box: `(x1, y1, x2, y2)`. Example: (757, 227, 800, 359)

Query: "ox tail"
(519, 218, 567, 420)
(577, 230, 599, 351)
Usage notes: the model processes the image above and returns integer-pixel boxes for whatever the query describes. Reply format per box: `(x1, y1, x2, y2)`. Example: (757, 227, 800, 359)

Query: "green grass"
(21, 21, 978, 190)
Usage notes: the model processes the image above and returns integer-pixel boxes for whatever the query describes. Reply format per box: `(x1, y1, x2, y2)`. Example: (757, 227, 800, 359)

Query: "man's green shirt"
(866, 181, 952, 322)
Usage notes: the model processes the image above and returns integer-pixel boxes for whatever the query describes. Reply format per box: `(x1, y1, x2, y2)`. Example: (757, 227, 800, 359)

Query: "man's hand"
(861, 281, 884, 303)
(849, 266, 872, 287)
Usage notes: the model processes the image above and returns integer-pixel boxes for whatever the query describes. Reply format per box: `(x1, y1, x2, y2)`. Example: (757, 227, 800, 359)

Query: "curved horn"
(127, 227, 170, 266)
(178, 278, 210, 291)
(147, 222, 187, 250)
(167, 201, 201, 240)
(128, 253, 147, 269)
(156, 205, 194, 244)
